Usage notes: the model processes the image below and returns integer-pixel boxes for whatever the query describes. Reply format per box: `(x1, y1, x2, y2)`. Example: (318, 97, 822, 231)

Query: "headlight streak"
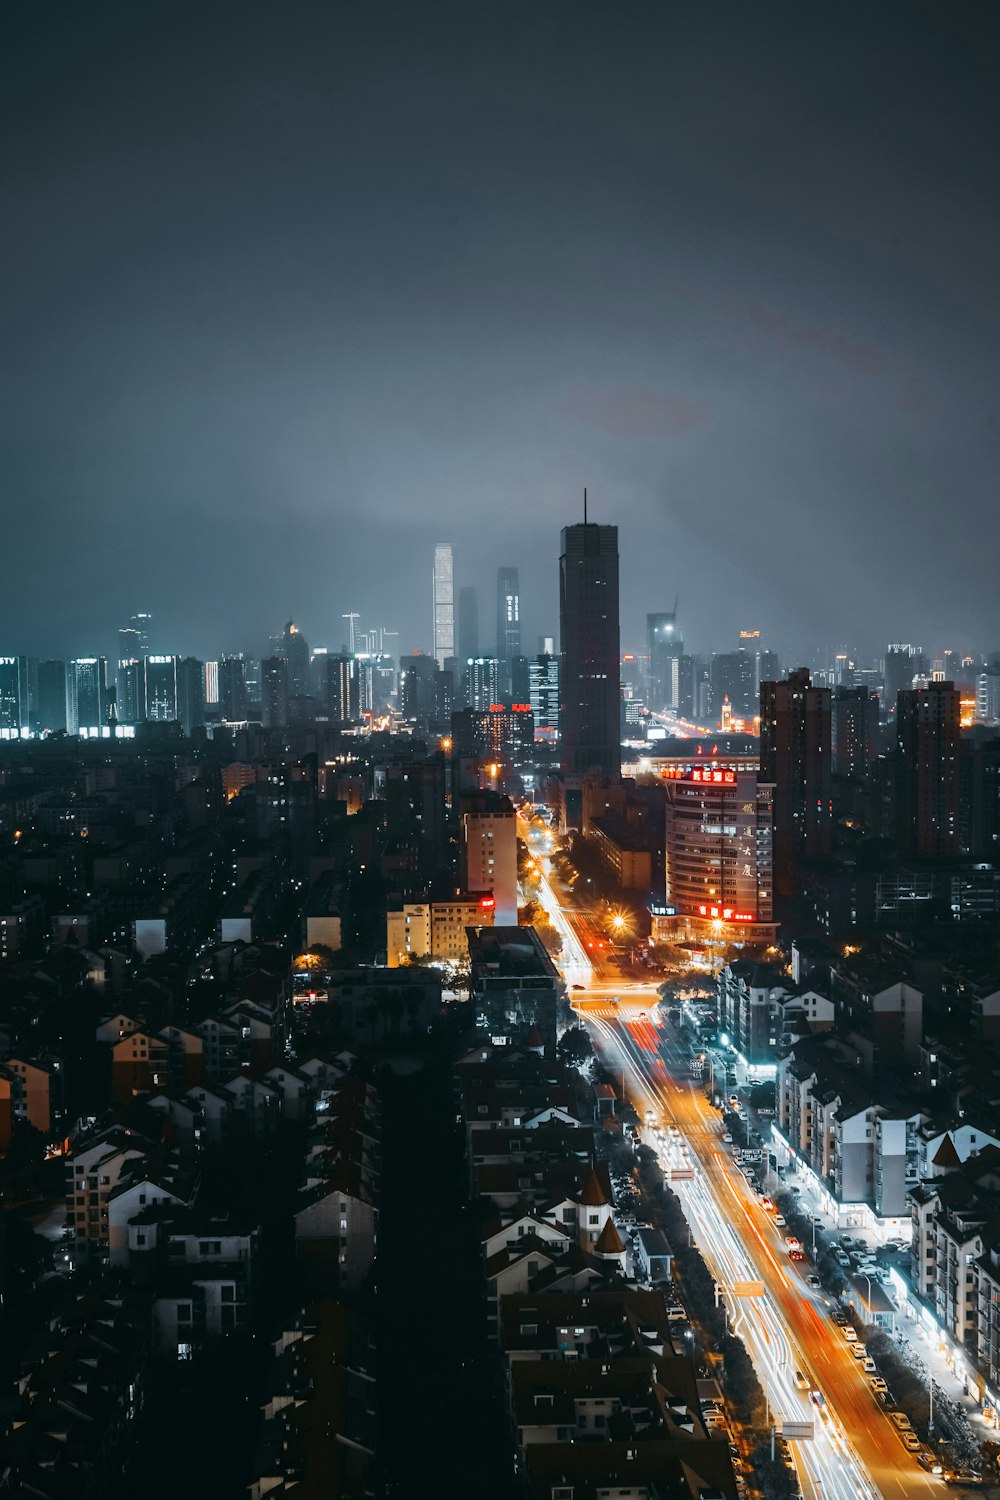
(591, 1017, 884, 1500)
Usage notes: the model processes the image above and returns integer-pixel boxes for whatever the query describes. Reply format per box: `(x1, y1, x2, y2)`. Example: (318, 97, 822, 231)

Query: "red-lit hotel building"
(656, 765, 778, 943)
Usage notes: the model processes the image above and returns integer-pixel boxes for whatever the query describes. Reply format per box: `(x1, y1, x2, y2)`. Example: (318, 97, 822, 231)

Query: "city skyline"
(3, 3, 1000, 659)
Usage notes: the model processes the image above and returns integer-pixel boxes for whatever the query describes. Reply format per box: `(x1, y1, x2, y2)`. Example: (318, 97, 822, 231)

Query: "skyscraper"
(117, 659, 145, 724)
(710, 649, 756, 720)
(496, 566, 521, 692)
(465, 657, 501, 713)
(884, 644, 927, 718)
(219, 655, 248, 722)
(144, 656, 178, 721)
(646, 608, 683, 713)
(37, 661, 67, 733)
(559, 520, 620, 777)
(118, 613, 151, 662)
(528, 653, 560, 740)
(176, 658, 205, 735)
(832, 685, 879, 780)
(261, 656, 289, 728)
(0, 658, 20, 731)
(896, 681, 960, 858)
(283, 621, 310, 698)
(432, 543, 455, 668)
(759, 667, 832, 903)
(65, 659, 110, 735)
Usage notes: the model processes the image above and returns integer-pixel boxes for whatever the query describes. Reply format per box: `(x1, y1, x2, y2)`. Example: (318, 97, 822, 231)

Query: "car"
(761, 1197, 774, 1210)
(774, 1215, 786, 1227)
(902, 1433, 921, 1451)
(572, 984, 584, 991)
(835, 1251, 851, 1267)
(851, 1343, 866, 1360)
(807, 1274, 821, 1288)
(789, 1249, 805, 1261)
(666, 1305, 687, 1322)
(789, 1185, 801, 1194)
(889, 1412, 911, 1430)
(794, 1370, 809, 1390)
(843, 1327, 858, 1342)
(742, 1167, 756, 1180)
(917, 1451, 944, 1474)
(863, 1357, 877, 1373)
(722, 1132, 733, 1143)
(831, 1310, 848, 1325)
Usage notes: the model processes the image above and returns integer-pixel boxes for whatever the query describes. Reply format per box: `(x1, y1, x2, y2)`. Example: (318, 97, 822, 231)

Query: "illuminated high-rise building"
(529, 653, 560, 740)
(117, 659, 145, 724)
(432, 544, 455, 668)
(65, 658, 110, 735)
(663, 766, 775, 940)
(496, 567, 521, 693)
(646, 608, 683, 713)
(832, 686, 878, 780)
(204, 661, 220, 705)
(559, 520, 620, 777)
(144, 656, 178, 721)
(0, 657, 20, 731)
(465, 657, 501, 713)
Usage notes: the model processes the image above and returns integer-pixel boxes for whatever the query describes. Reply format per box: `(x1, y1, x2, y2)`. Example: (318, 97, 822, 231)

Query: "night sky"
(2, 0, 999, 662)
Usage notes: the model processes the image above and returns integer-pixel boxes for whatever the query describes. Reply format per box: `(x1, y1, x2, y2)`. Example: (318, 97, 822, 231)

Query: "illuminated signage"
(479, 895, 496, 910)
(649, 903, 677, 917)
(739, 630, 760, 640)
(488, 703, 532, 713)
(661, 766, 737, 786)
(698, 905, 755, 922)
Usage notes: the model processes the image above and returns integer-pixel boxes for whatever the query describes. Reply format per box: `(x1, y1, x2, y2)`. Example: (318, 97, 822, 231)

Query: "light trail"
(592, 1017, 889, 1500)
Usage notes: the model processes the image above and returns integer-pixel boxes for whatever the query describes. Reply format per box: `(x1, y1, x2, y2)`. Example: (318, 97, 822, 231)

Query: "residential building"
(759, 667, 832, 904)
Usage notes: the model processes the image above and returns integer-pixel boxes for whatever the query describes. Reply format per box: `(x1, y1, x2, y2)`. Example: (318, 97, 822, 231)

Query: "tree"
(556, 1027, 592, 1066)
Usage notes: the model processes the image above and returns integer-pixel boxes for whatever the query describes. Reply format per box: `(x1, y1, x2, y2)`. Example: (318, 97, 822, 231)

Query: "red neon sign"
(698, 905, 755, 922)
(660, 766, 737, 785)
(480, 896, 495, 910)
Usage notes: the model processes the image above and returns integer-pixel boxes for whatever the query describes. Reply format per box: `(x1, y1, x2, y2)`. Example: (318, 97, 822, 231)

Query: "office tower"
(432, 543, 455, 668)
(511, 654, 530, 706)
(663, 766, 775, 936)
(283, 621, 310, 697)
(559, 520, 620, 777)
(457, 586, 480, 666)
(0, 658, 20, 730)
(759, 667, 832, 902)
(261, 656, 289, 729)
(884, 644, 926, 717)
(757, 650, 781, 690)
(398, 654, 441, 726)
(976, 670, 1000, 727)
(461, 792, 518, 923)
(16, 658, 38, 731)
(710, 650, 756, 720)
(204, 661, 220, 705)
(118, 613, 151, 662)
(176, 657, 205, 735)
(832, 686, 879, 779)
(37, 660, 67, 733)
(117, 659, 145, 724)
(465, 657, 501, 713)
(144, 656, 178, 721)
(219, 655, 249, 723)
(529, 654, 560, 740)
(647, 608, 683, 713)
(496, 566, 521, 693)
(314, 652, 356, 721)
(65, 658, 110, 735)
(896, 681, 960, 858)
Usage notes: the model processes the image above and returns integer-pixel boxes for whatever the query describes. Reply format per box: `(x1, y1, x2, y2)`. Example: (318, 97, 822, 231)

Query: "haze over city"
(3, 0, 1000, 659)
(3, 6, 1000, 1500)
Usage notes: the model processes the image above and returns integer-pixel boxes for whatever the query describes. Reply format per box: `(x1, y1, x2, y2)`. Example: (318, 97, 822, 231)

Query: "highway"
(520, 812, 938, 1498)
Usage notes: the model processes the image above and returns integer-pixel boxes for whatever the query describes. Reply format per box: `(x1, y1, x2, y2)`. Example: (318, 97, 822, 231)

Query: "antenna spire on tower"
(584, 486, 588, 524)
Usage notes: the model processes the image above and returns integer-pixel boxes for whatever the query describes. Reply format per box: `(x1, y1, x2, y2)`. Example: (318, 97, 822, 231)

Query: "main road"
(522, 811, 937, 1500)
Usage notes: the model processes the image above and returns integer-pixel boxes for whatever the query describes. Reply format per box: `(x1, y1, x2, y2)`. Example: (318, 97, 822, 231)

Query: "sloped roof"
(578, 1164, 608, 1207)
(594, 1218, 625, 1256)
(933, 1132, 962, 1169)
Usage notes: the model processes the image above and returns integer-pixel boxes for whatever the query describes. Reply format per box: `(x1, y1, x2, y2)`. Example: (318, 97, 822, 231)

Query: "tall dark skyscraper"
(176, 657, 206, 735)
(220, 654, 249, 722)
(37, 660, 67, 733)
(832, 685, 879, 780)
(896, 681, 960, 857)
(283, 621, 310, 698)
(496, 567, 521, 693)
(710, 649, 756, 719)
(261, 656, 289, 728)
(559, 520, 620, 777)
(646, 608, 682, 713)
(884, 643, 927, 717)
(65, 658, 110, 735)
(759, 667, 832, 903)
